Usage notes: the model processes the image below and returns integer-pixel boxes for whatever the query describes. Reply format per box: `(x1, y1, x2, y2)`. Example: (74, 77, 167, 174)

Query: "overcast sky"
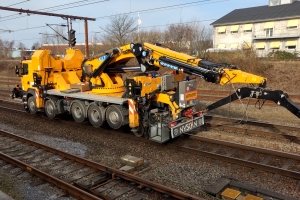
(0, 0, 266, 48)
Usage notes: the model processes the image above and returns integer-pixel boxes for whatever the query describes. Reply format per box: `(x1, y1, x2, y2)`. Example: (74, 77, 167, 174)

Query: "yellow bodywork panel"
(84, 44, 135, 73)
(21, 48, 84, 92)
(63, 49, 85, 70)
(133, 76, 162, 96)
(61, 71, 81, 84)
(220, 69, 266, 85)
(154, 93, 180, 118)
(53, 73, 70, 90)
(31, 49, 63, 71)
(90, 73, 125, 93)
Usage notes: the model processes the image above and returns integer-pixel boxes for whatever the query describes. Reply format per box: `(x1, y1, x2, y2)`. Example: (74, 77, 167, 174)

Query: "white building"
(211, 0, 300, 57)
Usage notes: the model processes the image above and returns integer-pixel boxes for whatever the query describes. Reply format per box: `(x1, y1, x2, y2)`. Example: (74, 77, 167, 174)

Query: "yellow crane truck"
(14, 42, 300, 143)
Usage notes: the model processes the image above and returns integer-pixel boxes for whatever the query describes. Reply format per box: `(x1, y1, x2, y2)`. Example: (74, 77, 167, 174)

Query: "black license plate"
(171, 116, 204, 138)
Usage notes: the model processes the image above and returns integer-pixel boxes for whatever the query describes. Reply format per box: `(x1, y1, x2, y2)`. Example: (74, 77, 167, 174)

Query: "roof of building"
(211, 1, 300, 26)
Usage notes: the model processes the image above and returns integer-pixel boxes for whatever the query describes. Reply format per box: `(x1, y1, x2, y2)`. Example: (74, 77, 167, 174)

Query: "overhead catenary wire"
(96, 0, 229, 19)
(0, 0, 226, 36)
(10, 18, 216, 42)
(0, 0, 110, 22)
(1, 0, 267, 47)
(7, 0, 31, 7)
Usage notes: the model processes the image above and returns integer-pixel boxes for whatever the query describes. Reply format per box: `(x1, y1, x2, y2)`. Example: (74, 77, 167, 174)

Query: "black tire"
(106, 105, 126, 129)
(71, 101, 86, 123)
(28, 96, 37, 114)
(88, 104, 105, 127)
(133, 125, 144, 137)
(45, 99, 57, 119)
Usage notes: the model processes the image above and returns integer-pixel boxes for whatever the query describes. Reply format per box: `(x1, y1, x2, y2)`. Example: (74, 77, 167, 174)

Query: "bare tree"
(100, 14, 137, 47)
(162, 23, 194, 53)
(131, 28, 163, 44)
(0, 39, 14, 58)
(31, 41, 41, 50)
(189, 21, 213, 58)
(17, 42, 26, 50)
(40, 31, 51, 45)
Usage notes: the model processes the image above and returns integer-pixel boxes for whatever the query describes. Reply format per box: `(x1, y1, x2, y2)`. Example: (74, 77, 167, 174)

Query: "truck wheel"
(88, 104, 105, 127)
(106, 105, 125, 129)
(28, 96, 37, 114)
(45, 99, 57, 119)
(71, 101, 86, 123)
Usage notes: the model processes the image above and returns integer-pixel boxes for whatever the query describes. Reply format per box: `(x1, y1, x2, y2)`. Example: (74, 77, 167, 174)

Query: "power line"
(140, 19, 216, 30)
(96, 0, 229, 19)
(1, 0, 101, 20)
(0, 0, 32, 30)
(8, 0, 31, 7)
(11, 18, 216, 42)
(0, 0, 109, 22)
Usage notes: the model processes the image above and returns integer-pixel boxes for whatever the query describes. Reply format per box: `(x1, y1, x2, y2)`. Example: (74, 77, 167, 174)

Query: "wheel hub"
(109, 111, 119, 124)
(47, 104, 54, 115)
(29, 101, 35, 111)
(91, 110, 100, 121)
(74, 107, 82, 118)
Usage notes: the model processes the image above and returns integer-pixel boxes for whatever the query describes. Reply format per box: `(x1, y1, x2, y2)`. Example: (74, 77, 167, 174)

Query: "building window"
(230, 43, 239, 49)
(256, 42, 265, 50)
(217, 43, 226, 48)
(230, 25, 239, 34)
(243, 24, 253, 33)
(217, 26, 226, 34)
(286, 40, 297, 49)
(287, 45, 296, 49)
(287, 19, 298, 30)
(266, 28, 273, 37)
(264, 22, 274, 37)
(270, 41, 280, 49)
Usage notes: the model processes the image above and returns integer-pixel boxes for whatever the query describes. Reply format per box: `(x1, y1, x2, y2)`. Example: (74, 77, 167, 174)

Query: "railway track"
(1, 100, 300, 197)
(204, 115, 300, 142)
(2, 99, 300, 142)
(0, 129, 202, 200)
(175, 135, 300, 181)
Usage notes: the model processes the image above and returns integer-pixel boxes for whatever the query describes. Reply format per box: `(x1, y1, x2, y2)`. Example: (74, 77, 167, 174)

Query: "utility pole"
(0, 6, 96, 57)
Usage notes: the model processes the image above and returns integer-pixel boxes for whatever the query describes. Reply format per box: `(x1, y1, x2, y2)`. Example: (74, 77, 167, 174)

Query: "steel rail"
(1, 102, 299, 186)
(0, 130, 203, 200)
(205, 115, 300, 131)
(0, 152, 101, 200)
(203, 123, 300, 141)
(166, 136, 300, 180)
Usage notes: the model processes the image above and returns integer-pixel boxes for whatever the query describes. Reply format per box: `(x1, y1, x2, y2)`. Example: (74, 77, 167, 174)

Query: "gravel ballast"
(0, 104, 299, 199)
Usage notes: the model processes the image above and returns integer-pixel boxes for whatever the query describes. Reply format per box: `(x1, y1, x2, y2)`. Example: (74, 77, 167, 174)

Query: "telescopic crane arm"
(82, 42, 300, 119)
(140, 42, 267, 86)
(135, 43, 300, 118)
